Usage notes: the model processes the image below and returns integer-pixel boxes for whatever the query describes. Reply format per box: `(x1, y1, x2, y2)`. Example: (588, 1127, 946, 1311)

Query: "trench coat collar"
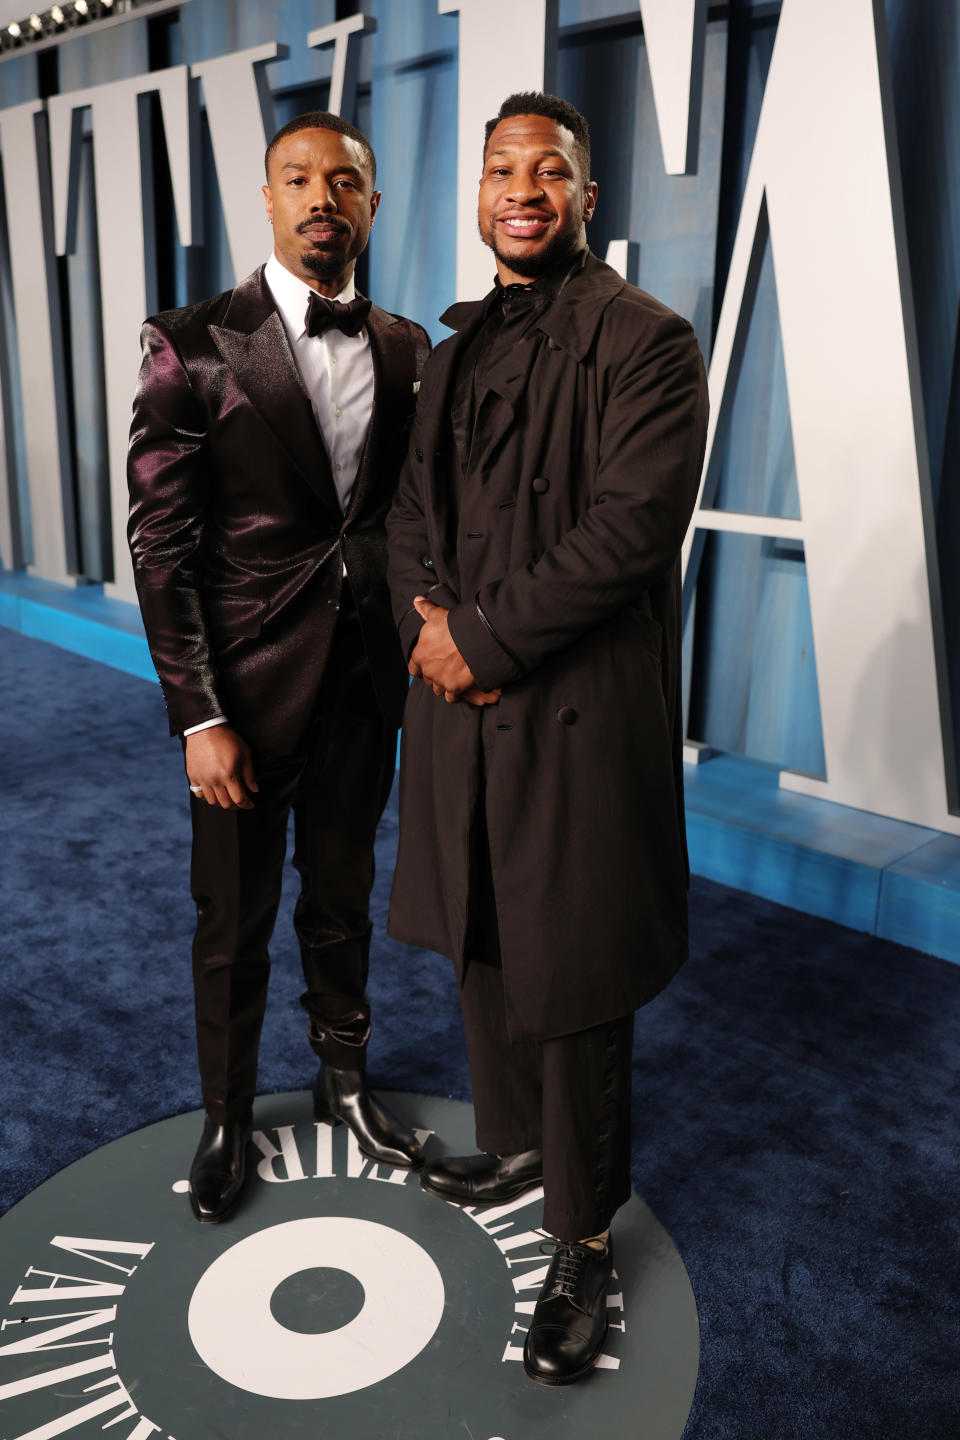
(440, 250, 626, 363)
(207, 265, 341, 522)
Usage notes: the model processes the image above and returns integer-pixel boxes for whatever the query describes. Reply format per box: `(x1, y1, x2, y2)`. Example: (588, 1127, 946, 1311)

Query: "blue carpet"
(0, 626, 958, 1437)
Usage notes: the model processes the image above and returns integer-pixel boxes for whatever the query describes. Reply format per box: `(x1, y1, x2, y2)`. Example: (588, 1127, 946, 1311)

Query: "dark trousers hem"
(459, 952, 634, 1240)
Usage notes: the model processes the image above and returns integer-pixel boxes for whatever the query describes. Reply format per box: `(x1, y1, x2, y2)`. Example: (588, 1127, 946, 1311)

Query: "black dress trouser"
(458, 720, 635, 1241)
(188, 598, 395, 1125)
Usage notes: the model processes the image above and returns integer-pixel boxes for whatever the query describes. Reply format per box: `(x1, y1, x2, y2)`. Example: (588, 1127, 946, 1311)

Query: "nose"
(308, 184, 337, 213)
(505, 170, 545, 205)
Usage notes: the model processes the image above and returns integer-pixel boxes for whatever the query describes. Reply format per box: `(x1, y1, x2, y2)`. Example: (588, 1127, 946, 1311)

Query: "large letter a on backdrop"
(683, 0, 958, 835)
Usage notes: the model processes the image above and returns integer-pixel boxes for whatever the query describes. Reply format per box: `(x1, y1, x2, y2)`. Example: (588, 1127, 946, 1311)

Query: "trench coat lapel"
(418, 297, 491, 592)
(468, 336, 541, 494)
(207, 266, 341, 522)
(536, 250, 625, 358)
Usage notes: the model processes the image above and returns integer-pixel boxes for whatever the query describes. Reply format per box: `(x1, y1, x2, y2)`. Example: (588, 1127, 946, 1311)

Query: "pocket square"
(413, 380, 420, 393)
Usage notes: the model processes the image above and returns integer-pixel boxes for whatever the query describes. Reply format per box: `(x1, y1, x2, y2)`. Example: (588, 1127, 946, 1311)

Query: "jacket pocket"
(204, 593, 268, 638)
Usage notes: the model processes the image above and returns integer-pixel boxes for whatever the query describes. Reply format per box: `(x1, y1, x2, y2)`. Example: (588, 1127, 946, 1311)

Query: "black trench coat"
(386, 252, 708, 1040)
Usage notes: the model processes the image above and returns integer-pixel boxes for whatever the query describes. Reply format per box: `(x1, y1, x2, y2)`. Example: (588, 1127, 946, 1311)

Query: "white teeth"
(502, 219, 544, 230)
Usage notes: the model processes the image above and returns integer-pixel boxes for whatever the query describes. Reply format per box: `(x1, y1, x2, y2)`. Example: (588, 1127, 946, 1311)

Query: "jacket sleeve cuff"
(397, 583, 459, 661)
(183, 715, 229, 737)
(398, 611, 424, 662)
(448, 599, 524, 691)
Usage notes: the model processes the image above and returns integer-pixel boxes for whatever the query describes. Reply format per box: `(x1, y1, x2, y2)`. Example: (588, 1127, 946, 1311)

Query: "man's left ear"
(370, 190, 382, 225)
(583, 181, 599, 224)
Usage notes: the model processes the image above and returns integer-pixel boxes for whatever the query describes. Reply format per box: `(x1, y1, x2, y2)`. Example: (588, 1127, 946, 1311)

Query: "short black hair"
(483, 92, 591, 183)
(264, 110, 377, 186)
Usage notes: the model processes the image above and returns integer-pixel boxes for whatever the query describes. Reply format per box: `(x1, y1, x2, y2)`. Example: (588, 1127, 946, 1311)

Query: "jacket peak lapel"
(208, 270, 341, 520)
(340, 301, 421, 524)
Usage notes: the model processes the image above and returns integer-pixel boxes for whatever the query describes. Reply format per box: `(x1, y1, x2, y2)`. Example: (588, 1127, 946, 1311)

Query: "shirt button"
(331, 354, 338, 364)
(335, 463, 342, 471)
(335, 408, 342, 418)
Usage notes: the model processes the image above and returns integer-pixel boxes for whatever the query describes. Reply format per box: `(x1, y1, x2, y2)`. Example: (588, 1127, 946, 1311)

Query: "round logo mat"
(0, 1092, 698, 1438)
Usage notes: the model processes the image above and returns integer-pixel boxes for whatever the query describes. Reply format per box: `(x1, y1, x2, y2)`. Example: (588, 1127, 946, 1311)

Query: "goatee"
(302, 250, 350, 279)
(484, 229, 580, 279)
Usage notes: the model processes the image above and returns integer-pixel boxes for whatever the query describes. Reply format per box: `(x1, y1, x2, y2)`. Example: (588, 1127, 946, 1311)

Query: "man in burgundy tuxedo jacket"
(127, 111, 429, 1223)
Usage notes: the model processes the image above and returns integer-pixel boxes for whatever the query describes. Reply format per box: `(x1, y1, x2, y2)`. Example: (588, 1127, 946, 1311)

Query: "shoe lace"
(538, 1239, 598, 1300)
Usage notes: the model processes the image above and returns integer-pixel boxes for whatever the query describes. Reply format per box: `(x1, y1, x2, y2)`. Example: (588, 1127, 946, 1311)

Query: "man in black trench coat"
(386, 92, 708, 1386)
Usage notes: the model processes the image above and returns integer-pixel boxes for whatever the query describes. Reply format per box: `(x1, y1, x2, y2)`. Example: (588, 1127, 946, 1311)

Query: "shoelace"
(538, 1239, 600, 1299)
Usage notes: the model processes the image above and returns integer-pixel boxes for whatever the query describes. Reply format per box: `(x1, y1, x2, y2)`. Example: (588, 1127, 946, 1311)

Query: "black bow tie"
(305, 293, 371, 338)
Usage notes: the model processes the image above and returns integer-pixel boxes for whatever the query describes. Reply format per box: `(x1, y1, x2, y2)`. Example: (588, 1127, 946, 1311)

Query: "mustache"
(297, 216, 351, 235)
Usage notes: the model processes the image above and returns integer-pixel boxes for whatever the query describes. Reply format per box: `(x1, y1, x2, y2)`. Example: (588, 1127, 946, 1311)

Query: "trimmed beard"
(482, 225, 583, 279)
(301, 248, 351, 279)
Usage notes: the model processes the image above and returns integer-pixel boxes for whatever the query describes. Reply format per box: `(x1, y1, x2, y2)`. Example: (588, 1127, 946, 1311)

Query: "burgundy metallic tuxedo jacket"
(127, 266, 429, 756)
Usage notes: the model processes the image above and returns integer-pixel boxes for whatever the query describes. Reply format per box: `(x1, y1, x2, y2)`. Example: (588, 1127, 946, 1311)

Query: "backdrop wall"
(0, 0, 957, 837)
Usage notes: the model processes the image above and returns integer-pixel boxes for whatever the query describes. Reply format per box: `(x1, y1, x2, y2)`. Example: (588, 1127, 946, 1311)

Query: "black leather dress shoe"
(313, 1066, 423, 1170)
(419, 1149, 543, 1205)
(522, 1237, 613, 1385)
(188, 1116, 250, 1224)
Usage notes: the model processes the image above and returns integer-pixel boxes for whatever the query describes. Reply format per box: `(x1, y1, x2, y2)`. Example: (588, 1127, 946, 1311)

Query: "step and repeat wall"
(0, 0, 957, 835)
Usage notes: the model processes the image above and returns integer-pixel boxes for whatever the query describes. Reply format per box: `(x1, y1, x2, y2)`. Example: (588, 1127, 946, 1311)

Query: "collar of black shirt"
(485, 245, 589, 317)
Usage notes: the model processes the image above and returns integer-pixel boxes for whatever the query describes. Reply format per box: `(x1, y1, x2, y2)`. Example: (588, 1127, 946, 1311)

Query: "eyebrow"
(280, 160, 364, 179)
(486, 147, 571, 165)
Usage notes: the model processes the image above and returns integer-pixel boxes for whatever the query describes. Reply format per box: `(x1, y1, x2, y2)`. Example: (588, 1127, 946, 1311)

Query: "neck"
(493, 242, 586, 290)
(494, 259, 539, 287)
(309, 268, 354, 299)
(274, 250, 355, 298)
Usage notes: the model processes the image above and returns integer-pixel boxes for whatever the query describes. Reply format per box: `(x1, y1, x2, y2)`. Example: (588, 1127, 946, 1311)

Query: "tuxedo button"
(415, 448, 424, 462)
(557, 706, 577, 726)
(421, 554, 435, 570)
(532, 476, 549, 494)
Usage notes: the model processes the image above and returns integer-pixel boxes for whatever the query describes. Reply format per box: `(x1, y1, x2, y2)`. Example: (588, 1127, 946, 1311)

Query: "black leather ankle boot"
(312, 1065, 423, 1169)
(188, 1115, 251, 1223)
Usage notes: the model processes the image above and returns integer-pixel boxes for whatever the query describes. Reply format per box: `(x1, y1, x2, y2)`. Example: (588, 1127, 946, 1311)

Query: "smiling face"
(263, 127, 381, 296)
(477, 113, 597, 284)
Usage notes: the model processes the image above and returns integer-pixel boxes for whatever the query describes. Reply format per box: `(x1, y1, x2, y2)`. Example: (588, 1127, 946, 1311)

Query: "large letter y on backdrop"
(682, 0, 958, 835)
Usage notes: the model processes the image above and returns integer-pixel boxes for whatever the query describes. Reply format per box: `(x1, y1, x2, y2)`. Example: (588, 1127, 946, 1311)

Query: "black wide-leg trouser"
(459, 719, 635, 1242)
(459, 961, 635, 1240)
(188, 598, 395, 1125)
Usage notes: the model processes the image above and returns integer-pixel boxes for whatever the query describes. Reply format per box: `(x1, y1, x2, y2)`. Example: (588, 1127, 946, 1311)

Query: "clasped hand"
(408, 596, 500, 706)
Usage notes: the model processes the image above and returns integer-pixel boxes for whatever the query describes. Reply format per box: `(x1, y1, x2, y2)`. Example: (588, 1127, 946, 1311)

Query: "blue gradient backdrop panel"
(0, 0, 956, 794)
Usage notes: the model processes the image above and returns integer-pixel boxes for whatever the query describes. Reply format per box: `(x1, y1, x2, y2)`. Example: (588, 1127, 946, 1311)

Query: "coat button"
(557, 706, 577, 725)
(532, 476, 550, 494)
(420, 554, 435, 570)
(415, 448, 424, 462)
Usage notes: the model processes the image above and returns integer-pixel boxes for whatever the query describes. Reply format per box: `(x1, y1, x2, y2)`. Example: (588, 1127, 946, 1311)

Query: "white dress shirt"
(184, 255, 374, 738)
(264, 252, 374, 513)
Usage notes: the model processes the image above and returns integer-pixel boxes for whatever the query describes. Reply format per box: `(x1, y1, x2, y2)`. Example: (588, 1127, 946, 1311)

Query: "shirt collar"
(480, 246, 589, 319)
(264, 253, 357, 340)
